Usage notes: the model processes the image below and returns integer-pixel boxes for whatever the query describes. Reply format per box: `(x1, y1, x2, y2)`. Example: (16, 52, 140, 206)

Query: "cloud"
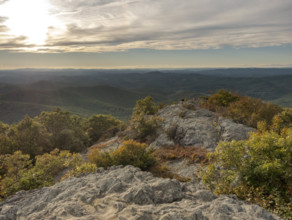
(0, 36, 31, 49)
(0, 0, 9, 5)
(1, 0, 292, 52)
(0, 16, 32, 49)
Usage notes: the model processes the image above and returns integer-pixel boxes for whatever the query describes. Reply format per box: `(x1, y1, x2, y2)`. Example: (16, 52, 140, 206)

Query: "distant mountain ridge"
(0, 68, 291, 123)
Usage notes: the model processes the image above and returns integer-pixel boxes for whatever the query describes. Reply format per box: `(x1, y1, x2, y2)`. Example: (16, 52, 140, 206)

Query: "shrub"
(6, 116, 51, 157)
(166, 125, 177, 141)
(133, 96, 158, 116)
(201, 130, 292, 219)
(227, 96, 281, 128)
(200, 89, 283, 128)
(88, 140, 156, 171)
(271, 109, 292, 134)
(207, 89, 239, 107)
(1, 109, 90, 157)
(87, 114, 122, 144)
(154, 145, 209, 165)
(182, 102, 197, 111)
(132, 114, 162, 141)
(149, 163, 190, 182)
(130, 97, 162, 141)
(0, 149, 96, 201)
(112, 140, 156, 170)
(87, 140, 189, 182)
(39, 108, 89, 152)
(0, 151, 32, 199)
(88, 150, 113, 168)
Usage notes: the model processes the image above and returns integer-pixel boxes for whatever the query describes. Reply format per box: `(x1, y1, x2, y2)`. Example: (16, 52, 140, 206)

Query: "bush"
(39, 108, 89, 152)
(87, 150, 113, 168)
(201, 130, 292, 219)
(207, 89, 239, 108)
(133, 96, 158, 116)
(0, 151, 32, 199)
(87, 114, 122, 144)
(271, 109, 292, 134)
(88, 140, 157, 171)
(0, 149, 97, 201)
(154, 145, 209, 165)
(130, 96, 162, 141)
(1, 109, 90, 156)
(132, 114, 161, 140)
(200, 89, 283, 128)
(227, 96, 282, 128)
(6, 116, 51, 157)
(166, 125, 177, 141)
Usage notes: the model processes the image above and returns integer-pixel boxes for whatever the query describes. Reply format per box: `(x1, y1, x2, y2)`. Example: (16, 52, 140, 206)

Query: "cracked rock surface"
(0, 166, 280, 220)
(151, 101, 254, 150)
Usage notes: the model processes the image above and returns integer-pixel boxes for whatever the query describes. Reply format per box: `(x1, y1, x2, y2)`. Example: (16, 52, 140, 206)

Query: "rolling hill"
(0, 68, 291, 123)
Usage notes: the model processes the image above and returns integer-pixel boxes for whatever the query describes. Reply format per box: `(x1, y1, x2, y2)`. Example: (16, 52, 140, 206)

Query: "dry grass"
(154, 145, 209, 165)
(182, 102, 197, 111)
(89, 144, 107, 151)
(149, 163, 191, 182)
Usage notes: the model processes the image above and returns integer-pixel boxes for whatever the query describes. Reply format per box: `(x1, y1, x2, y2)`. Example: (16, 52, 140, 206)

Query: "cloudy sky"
(0, 0, 291, 69)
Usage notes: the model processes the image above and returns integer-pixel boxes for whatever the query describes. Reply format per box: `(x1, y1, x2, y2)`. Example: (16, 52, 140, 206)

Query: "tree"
(7, 116, 51, 157)
(39, 108, 89, 152)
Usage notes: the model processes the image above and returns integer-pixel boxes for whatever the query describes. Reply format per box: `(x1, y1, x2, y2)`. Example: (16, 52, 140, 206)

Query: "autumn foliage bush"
(200, 89, 283, 128)
(154, 145, 209, 165)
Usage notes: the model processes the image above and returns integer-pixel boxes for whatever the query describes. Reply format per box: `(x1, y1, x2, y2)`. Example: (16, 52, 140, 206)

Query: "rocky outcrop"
(150, 101, 254, 150)
(90, 101, 254, 153)
(0, 166, 279, 220)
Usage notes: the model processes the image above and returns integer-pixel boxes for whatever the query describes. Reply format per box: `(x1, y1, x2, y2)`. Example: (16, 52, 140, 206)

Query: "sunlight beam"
(0, 0, 59, 45)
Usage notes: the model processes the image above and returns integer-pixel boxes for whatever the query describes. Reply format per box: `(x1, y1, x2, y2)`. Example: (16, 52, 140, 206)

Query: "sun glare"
(0, 0, 59, 45)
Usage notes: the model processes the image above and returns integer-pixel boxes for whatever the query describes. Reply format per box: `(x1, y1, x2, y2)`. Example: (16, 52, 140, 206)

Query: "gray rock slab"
(0, 166, 280, 220)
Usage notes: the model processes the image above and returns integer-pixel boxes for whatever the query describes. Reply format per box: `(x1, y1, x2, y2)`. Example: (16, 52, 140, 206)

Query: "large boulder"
(0, 166, 279, 220)
(151, 101, 254, 150)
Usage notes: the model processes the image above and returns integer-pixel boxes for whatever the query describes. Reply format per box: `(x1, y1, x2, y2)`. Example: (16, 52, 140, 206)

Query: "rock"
(0, 166, 280, 220)
(151, 102, 254, 150)
(217, 116, 254, 142)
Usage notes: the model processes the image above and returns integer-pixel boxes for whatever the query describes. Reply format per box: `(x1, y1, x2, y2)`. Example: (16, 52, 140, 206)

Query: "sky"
(0, 0, 291, 69)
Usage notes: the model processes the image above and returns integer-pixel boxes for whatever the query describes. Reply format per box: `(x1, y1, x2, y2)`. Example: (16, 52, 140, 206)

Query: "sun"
(0, 0, 59, 45)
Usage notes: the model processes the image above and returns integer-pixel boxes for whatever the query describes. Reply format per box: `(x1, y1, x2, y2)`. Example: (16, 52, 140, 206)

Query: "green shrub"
(207, 89, 239, 107)
(6, 116, 51, 157)
(271, 109, 292, 134)
(88, 140, 156, 171)
(39, 108, 89, 152)
(0, 151, 32, 199)
(130, 96, 162, 140)
(87, 114, 122, 144)
(88, 150, 113, 168)
(1, 109, 90, 156)
(132, 114, 161, 140)
(201, 129, 292, 219)
(133, 96, 158, 116)
(0, 149, 96, 201)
